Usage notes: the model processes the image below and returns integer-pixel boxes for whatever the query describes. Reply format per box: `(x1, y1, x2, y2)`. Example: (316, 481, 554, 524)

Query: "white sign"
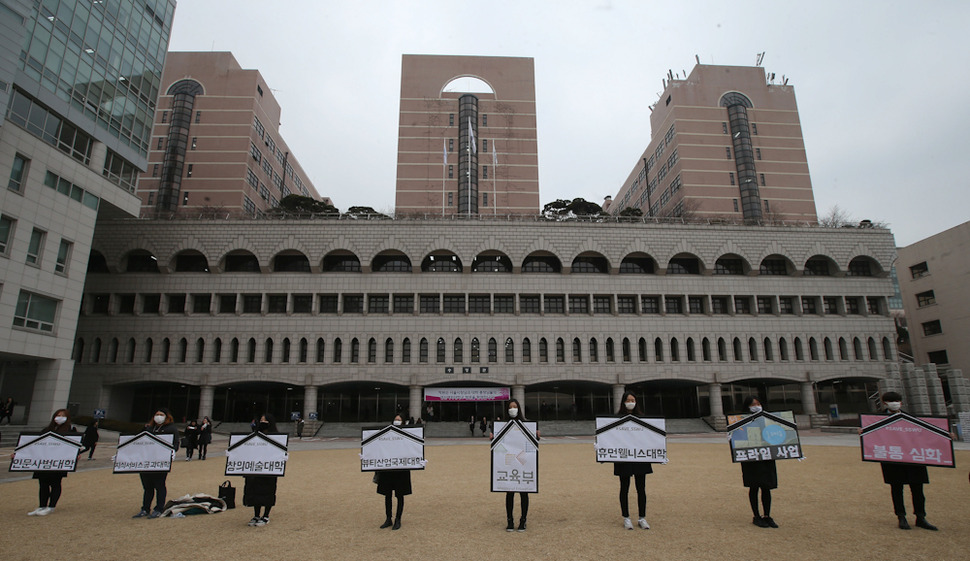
(226, 433, 289, 476)
(595, 416, 667, 463)
(959, 412, 970, 443)
(114, 432, 175, 473)
(491, 420, 538, 493)
(424, 387, 510, 402)
(10, 432, 82, 472)
(361, 426, 425, 471)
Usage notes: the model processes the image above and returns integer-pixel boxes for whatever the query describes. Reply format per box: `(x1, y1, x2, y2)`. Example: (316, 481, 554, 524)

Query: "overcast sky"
(167, 0, 969, 247)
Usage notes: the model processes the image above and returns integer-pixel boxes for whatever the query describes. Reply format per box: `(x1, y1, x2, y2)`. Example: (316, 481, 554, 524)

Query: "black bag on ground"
(218, 480, 236, 509)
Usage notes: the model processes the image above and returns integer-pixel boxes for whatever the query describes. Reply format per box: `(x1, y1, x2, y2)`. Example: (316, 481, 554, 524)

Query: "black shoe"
(753, 516, 769, 528)
(506, 518, 515, 531)
(392, 518, 401, 530)
(898, 516, 911, 530)
(380, 518, 393, 529)
(517, 517, 527, 532)
(763, 516, 778, 528)
(915, 517, 938, 531)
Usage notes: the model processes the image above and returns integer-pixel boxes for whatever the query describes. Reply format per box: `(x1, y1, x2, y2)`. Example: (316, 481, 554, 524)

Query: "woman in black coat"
(183, 420, 199, 460)
(878, 391, 937, 531)
(244, 413, 280, 526)
(133, 408, 179, 519)
(614, 392, 651, 530)
(376, 414, 412, 530)
(80, 419, 99, 460)
(198, 416, 212, 460)
(739, 396, 778, 528)
(491, 399, 539, 532)
(27, 408, 77, 516)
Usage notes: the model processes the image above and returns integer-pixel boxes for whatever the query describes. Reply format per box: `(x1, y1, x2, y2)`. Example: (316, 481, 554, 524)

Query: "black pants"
(890, 483, 925, 517)
(198, 443, 208, 459)
(505, 492, 529, 519)
(384, 493, 405, 519)
(37, 474, 63, 508)
(618, 474, 646, 518)
(748, 487, 772, 517)
(80, 444, 96, 458)
(139, 472, 168, 512)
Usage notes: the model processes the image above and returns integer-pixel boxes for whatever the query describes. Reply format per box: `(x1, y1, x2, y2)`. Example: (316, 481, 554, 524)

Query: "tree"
(542, 198, 606, 220)
(818, 205, 853, 228)
(271, 195, 338, 216)
(343, 206, 390, 220)
(618, 207, 643, 217)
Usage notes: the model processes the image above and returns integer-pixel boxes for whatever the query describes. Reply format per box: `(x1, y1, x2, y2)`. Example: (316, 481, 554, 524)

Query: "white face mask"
(54, 416, 67, 425)
(508, 408, 518, 418)
(749, 406, 763, 414)
(393, 420, 402, 426)
(885, 401, 902, 412)
(625, 401, 636, 411)
(154, 415, 166, 424)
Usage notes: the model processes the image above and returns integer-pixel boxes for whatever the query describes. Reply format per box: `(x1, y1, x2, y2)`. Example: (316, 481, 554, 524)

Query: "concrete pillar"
(28, 359, 74, 425)
(800, 382, 817, 415)
(708, 383, 724, 417)
(98, 385, 112, 410)
(409, 385, 422, 422)
(512, 385, 526, 417)
(612, 384, 626, 414)
(304, 385, 318, 419)
(199, 385, 215, 420)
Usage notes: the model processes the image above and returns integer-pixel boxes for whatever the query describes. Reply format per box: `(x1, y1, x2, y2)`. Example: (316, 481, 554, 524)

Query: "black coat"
(243, 475, 278, 507)
(741, 460, 778, 489)
(81, 424, 99, 446)
(614, 462, 653, 477)
(375, 470, 412, 496)
(198, 423, 212, 445)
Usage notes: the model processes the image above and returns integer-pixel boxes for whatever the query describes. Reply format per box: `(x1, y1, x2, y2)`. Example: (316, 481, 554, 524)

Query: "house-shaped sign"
(595, 415, 667, 463)
(114, 431, 175, 473)
(10, 432, 82, 472)
(860, 412, 954, 468)
(491, 420, 538, 493)
(226, 432, 289, 476)
(727, 410, 802, 462)
(360, 425, 424, 472)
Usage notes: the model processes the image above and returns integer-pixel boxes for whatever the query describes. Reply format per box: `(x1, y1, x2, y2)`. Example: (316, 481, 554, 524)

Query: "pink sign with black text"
(860, 413, 954, 468)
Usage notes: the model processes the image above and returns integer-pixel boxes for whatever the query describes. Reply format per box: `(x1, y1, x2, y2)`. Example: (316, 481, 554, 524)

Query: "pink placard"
(860, 414, 954, 468)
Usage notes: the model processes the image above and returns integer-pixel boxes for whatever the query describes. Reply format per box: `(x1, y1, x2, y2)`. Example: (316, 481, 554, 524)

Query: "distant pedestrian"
(480, 416, 488, 437)
(132, 408, 179, 519)
(80, 420, 99, 460)
(183, 420, 199, 460)
(198, 416, 212, 460)
(26, 408, 77, 516)
(1, 397, 15, 424)
(296, 418, 305, 438)
(469, 416, 476, 437)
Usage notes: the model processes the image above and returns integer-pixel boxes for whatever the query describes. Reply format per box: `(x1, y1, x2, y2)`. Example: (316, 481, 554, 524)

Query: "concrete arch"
(117, 236, 160, 270)
(712, 239, 748, 265)
(570, 240, 613, 269)
(269, 235, 312, 263)
(320, 235, 363, 263)
(754, 240, 792, 268)
(661, 239, 707, 270)
(521, 236, 563, 263)
(168, 235, 213, 265)
(440, 75, 497, 97)
(369, 236, 414, 268)
(472, 236, 514, 263)
(217, 236, 263, 269)
(798, 241, 838, 272)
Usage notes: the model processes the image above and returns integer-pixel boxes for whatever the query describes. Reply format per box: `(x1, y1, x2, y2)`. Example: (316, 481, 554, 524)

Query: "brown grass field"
(2, 441, 969, 561)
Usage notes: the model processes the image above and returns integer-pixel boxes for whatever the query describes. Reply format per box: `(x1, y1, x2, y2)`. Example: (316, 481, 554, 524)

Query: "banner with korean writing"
(860, 413, 954, 468)
(226, 433, 289, 476)
(727, 411, 803, 462)
(114, 432, 175, 473)
(10, 432, 82, 472)
(361, 426, 425, 471)
(424, 387, 510, 402)
(491, 420, 538, 493)
(594, 416, 667, 463)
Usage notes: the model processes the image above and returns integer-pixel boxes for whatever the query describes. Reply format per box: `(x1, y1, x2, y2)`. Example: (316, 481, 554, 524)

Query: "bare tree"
(818, 205, 854, 228)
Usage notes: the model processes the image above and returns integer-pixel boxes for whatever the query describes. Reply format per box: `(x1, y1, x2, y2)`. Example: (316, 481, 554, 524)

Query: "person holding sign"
(876, 392, 937, 531)
(613, 393, 651, 530)
(490, 399, 538, 532)
(132, 408, 179, 519)
(376, 414, 412, 530)
(738, 397, 778, 529)
(26, 409, 77, 516)
(244, 414, 281, 527)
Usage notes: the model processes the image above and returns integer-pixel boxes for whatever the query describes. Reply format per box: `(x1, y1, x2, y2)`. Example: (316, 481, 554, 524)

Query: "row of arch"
(76, 333, 894, 367)
(91, 248, 884, 277)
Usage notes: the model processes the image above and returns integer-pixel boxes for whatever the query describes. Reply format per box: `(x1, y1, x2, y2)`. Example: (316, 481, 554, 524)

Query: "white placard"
(490, 420, 538, 493)
(10, 433, 82, 472)
(225, 433, 289, 476)
(594, 416, 667, 463)
(114, 432, 175, 473)
(361, 426, 425, 471)
(959, 412, 970, 443)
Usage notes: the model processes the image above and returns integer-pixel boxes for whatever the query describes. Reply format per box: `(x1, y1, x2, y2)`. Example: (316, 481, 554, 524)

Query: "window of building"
(343, 294, 364, 313)
(848, 259, 873, 277)
(520, 295, 540, 314)
(448, 138, 454, 152)
(593, 296, 612, 314)
(722, 122, 728, 134)
(804, 259, 831, 276)
(482, 166, 488, 180)
(845, 297, 861, 315)
(759, 259, 788, 275)
(420, 294, 440, 313)
(909, 262, 929, 279)
(756, 148, 762, 160)
(0, 215, 15, 256)
(13, 291, 57, 332)
(921, 320, 943, 336)
(242, 294, 262, 313)
(711, 296, 729, 314)
(292, 294, 312, 314)
(8, 154, 29, 192)
(195, 111, 201, 123)
(142, 294, 161, 314)
(443, 294, 465, 313)
(26, 228, 45, 265)
(488, 338, 498, 362)
(729, 172, 735, 185)
(482, 139, 488, 152)
(268, 294, 287, 313)
(867, 297, 881, 315)
(54, 238, 74, 273)
(117, 294, 135, 315)
(152, 164, 158, 177)
(468, 295, 490, 313)
(734, 296, 751, 314)
(369, 294, 389, 314)
(482, 114, 488, 126)
(757, 296, 773, 314)
(192, 294, 211, 314)
(167, 294, 186, 314)
(823, 297, 839, 315)
(916, 290, 935, 307)
(449, 114, 454, 126)
(641, 296, 660, 314)
(318, 294, 338, 313)
(219, 294, 237, 314)
(927, 350, 949, 364)
(494, 295, 514, 313)
(393, 294, 414, 314)
(689, 296, 704, 314)
(191, 137, 197, 150)
(161, 111, 168, 123)
(801, 297, 818, 315)
(545, 295, 565, 314)
(665, 296, 683, 314)
(617, 296, 636, 314)
(764, 200, 770, 212)
(157, 138, 163, 150)
(90, 294, 110, 315)
(760, 173, 766, 186)
(448, 165, 454, 179)
(714, 258, 744, 275)
(752, 123, 759, 135)
(725, 147, 731, 160)
(182, 191, 189, 205)
(448, 192, 453, 206)
(402, 338, 411, 363)
(733, 199, 739, 212)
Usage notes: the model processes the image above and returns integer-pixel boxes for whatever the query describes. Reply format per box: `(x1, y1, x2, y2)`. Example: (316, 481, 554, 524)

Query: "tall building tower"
(610, 64, 817, 223)
(136, 52, 325, 218)
(0, 0, 175, 424)
(395, 54, 539, 216)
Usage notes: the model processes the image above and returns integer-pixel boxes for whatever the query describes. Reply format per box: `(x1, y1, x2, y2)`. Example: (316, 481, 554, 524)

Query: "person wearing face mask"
(27, 409, 77, 516)
(877, 392, 937, 531)
(614, 392, 652, 530)
(490, 398, 539, 531)
(738, 396, 778, 528)
(376, 414, 412, 530)
(133, 408, 179, 519)
(244, 413, 281, 527)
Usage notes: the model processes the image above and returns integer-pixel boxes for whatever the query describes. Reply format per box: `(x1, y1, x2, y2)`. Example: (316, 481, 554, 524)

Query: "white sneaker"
(623, 517, 634, 530)
(255, 517, 269, 527)
(247, 517, 260, 526)
(638, 518, 650, 529)
(36, 507, 53, 516)
(27, 507, 45, 516)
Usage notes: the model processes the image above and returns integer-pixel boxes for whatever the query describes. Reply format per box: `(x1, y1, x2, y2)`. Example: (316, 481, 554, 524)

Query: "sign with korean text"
(727, 411, 803, 462)
(226, 433, 289, 476)
(424, 387, 510, 402)
(594, 416, 667, 463)
(114, 432, 175, 473)
(491, 420, 538, 493)
(361, 426, 425, 471)
(10, 432, 82, 472)
(860, 413, 954, 468)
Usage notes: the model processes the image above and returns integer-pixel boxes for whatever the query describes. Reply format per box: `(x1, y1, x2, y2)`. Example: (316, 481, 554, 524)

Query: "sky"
(166, 0, 970, 247)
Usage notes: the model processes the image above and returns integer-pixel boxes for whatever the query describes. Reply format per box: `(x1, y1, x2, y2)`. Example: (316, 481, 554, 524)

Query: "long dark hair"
(258, 413, 278, 433)
(742, 396, 760, 411)
(616, 392, 643, 416)
(149, 408, 173, 428)
(44, 408, 72, 434)
(507, 398, 527, 421)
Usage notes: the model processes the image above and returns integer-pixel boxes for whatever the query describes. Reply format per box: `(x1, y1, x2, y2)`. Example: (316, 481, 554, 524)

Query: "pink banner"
(860, 414, 954, 468)
(424, 387, 510, 402)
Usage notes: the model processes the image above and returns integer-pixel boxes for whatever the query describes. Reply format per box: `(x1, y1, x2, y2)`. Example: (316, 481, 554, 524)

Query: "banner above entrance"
(424, 387, 510, 402)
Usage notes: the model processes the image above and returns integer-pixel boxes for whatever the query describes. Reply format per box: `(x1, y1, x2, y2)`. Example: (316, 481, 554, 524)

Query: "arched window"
(670, 337, 679, 362)
(299, 338, 308, 363)
(316, 338, 325, 363)
(794, 337, 804, 361)
(763, 337, 773, 361)
(488, 338, 498, 363)
(333, 338, 343, 363)
(853, 337, 863, 361)
(823, 338, 833, 361)
(809, 337, 819, 361)
(838, 337, 848, 360)
(589, 338, 598, 362)
(622, 338, 631, 362)
(213, 338, 222, 363)
(573, 338, 582, 362)
(349, 338, 359, 363)
(368, 338, 377, 363)
(522, 253, 562, 273)
(437, 338, 446, 363)
(74, 338, 85, 362)
(779, 338, 789, 361)
(471, 338, 480, 362)
(638, 338, 647, 362)
(402, 338, 411, 363)
(539, 338, 548, 362)
(282, 338, 291, 363)
(159, 338, 169, 363)
(882, 337, 893, 361)
(247, 338, 256, 363)
(421, 252, 463, 272)
(556, 338, 565, 363)
(606, 338, 615, 362)
(748, 338, 758, 361)
(178, 337, 187, 362)
(702, 337, 712, 362)
(718, 338, 727, 362)
(264, 338, 274, 363)
(522, 338, 532, 363)
(654, 337, 664, 362)
(733, 338, 742, 361)
(385, 338, 394, 363)
(686, 337, 695, 362)
(229, 338, 238, 363)
(107, 338, 119, 363)
(867, 337, 878, 360)
(505, 338, 515, 363)
(125, 338, 136, 363)
(454, 338, 463, 362)
(196, 337, 205, 363)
